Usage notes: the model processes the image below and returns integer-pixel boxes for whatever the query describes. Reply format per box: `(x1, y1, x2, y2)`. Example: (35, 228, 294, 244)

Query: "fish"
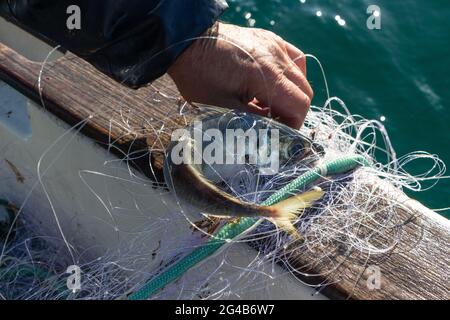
(164, 106, 324, 238)
(195, 106, 324, 183)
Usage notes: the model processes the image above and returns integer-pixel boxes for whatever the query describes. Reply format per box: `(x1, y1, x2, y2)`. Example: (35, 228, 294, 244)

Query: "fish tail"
(268, 187, 324, 240)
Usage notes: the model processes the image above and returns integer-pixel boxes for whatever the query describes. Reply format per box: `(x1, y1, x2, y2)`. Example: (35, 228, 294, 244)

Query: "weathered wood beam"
(0, 42, 449, 300)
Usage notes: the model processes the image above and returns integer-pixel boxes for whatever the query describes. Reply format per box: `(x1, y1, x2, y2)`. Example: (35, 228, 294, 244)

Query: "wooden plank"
(281, 175, 450, 299)
(0, 43, 196, 182)
(0, 42, 449, 300)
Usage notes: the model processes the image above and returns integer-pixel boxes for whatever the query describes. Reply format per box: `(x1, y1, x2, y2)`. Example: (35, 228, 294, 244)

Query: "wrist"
(168, 21, 221, 79)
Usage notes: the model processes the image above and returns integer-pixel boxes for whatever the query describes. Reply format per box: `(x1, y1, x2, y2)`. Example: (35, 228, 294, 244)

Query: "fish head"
(279, 135, 322, 164)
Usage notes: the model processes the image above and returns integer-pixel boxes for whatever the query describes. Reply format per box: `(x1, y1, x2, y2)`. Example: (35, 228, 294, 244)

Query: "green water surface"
(223, 0, 450, 218)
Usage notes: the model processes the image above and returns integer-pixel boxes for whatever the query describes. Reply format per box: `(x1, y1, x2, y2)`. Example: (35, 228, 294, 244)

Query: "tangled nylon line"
(0, 39, 448, 299)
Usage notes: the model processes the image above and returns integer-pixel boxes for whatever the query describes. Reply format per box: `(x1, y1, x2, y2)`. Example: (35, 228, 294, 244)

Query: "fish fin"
(269, 187, 325, 240)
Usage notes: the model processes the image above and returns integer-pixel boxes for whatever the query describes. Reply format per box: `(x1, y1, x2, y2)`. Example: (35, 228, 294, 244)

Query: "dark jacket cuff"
(1, 0, 228, 88)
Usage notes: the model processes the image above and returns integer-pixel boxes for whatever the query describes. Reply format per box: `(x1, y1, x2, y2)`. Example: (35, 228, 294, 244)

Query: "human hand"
(168, 22, 313, 129)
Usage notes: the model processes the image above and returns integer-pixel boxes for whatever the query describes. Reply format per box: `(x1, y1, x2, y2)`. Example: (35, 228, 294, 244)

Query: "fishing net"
(0, 40, 448, 300)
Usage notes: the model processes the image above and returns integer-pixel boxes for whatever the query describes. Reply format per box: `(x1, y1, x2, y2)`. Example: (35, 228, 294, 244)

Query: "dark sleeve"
(0, 0, 228, 88)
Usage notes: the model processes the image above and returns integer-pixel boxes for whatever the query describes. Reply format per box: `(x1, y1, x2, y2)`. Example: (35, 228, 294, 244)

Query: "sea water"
(223, 0, 450, 217)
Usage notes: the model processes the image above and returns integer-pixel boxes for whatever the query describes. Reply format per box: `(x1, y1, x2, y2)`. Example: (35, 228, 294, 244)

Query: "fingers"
(273, 35, 307, 75)
(243, 36, 312, 129)
(249, 75, 311, 129)
(283, 41, 307, 76)
(270, 80, 311, 129)
(282, 66, 313, 100)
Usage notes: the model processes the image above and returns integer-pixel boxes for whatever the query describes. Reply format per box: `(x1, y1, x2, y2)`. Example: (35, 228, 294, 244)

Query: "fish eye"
(288, 142, 306, 158)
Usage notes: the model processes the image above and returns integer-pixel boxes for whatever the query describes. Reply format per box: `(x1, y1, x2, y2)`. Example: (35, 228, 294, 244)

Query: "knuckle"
(304, 94, 311, 107)
(262, 63, 283, 80)
(306, 81, 314, 98)
(266, 42, 285, 58)
(261, 29, 285, 45)
(254, 28, 272, 38)
(275, 34, 285, 43)
(309, 88, 314, 100)
(295, 54, 306, 66)
(302, 81, 314, 99)
(274, 75, 290, 90)
(262, 29, 276, 37)
(296, 49, 305, 57)
(253, 27, 265, 33)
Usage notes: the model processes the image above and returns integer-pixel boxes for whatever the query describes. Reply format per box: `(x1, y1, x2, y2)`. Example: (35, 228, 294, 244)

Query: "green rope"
(128, 155, 369, 300)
